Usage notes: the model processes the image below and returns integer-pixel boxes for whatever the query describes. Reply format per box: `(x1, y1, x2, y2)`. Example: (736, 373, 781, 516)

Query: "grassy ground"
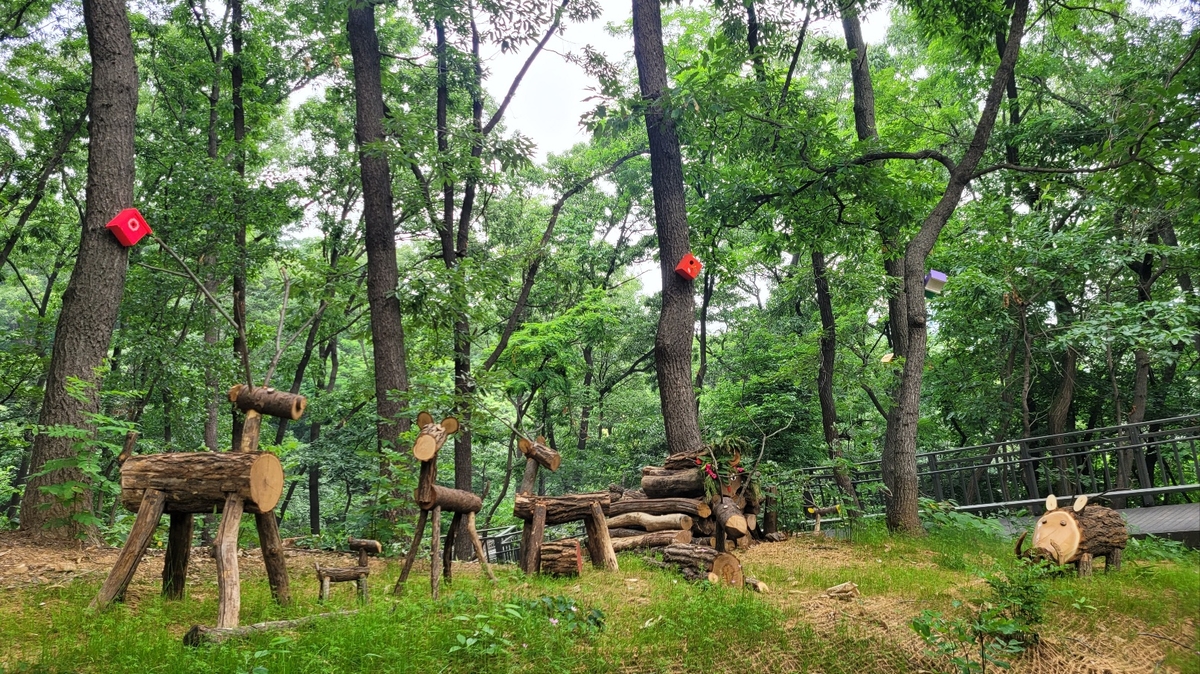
(0, 525, 1196, 673)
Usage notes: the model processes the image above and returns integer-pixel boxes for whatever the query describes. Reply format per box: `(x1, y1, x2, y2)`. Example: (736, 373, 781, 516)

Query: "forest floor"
(0, 525, 1196, 673)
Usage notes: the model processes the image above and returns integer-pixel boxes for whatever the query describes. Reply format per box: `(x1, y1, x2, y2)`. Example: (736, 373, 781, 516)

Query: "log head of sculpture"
(412, 411, 459, 462)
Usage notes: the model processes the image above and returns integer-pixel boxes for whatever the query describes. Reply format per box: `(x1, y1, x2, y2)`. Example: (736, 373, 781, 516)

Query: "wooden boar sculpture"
(1015, 494, 1127, 576)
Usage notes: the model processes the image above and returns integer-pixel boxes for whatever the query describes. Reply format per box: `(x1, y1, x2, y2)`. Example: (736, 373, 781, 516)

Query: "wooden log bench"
(316, 538, 381, 603)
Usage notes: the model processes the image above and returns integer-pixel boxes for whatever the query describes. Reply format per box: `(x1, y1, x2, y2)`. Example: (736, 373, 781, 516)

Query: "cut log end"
(413, 435, 438, 462)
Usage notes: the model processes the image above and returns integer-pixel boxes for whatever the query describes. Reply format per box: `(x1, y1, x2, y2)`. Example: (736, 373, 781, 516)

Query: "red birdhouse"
(674, 252, 702, 280)
(106, 208, 152, 247)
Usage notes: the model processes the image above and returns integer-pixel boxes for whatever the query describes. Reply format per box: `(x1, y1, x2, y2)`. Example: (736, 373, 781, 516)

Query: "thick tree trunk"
(886, 0, 1029, 534)
(19, 0, 137, 538)
(120, 452, 284, 514)
(348, 4, 412, 470)
(632, 0, 703, 456)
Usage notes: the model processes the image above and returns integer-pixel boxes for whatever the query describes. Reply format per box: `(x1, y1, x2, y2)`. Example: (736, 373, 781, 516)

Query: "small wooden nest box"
(924, 269, 947, 297)
(106, 207, 152, 247)
(674, 252, 703, 280)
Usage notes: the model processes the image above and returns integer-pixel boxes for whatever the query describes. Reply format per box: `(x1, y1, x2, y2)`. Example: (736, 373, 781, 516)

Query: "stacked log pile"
(604, 448, 775, 553)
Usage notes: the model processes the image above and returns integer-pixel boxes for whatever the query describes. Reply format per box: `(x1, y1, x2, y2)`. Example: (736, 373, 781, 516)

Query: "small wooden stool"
(316, 538, 380, 603)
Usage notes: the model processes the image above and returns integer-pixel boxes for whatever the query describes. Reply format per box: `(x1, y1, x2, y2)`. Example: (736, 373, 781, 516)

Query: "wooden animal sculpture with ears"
(412, 411, 459, 462)
(1015, 494, 1128, 576)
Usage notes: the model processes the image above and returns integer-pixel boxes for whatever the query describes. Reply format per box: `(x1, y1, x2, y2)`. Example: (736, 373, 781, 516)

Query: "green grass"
(1, 528, 1196, 674)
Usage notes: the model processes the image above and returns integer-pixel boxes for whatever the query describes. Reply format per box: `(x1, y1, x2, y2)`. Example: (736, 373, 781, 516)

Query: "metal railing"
(798, 414, 1200, 515)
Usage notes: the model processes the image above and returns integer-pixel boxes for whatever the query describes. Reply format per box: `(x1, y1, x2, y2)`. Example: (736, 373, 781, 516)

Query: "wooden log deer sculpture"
(92, 385, 302, 631)
(394, 412, 494, 599)
(1015, 494, 1128, 576)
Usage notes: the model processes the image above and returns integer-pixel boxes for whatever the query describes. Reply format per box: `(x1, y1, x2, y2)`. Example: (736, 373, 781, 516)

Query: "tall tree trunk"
(632, 0, 703, 456)
(202, 8, 226, 454)
(841, 7, 877, 142)
(1047, 299, 1078, 495)
(578, 346, 594, 453)
(743, 0, 765, 81)
(886, 0, 1030, 534)
(812, 250, 858, 506)
(19, 0, 137, 538)
(230, 0, 247, 449)
(347, 3, 412, 467)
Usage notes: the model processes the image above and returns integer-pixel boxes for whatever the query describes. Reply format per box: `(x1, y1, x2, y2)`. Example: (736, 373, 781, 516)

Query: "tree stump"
(540, 539, 583, 576)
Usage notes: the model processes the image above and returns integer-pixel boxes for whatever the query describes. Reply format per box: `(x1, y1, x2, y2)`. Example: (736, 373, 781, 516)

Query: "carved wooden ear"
(518, 437, 531, 452)
(441, 417, 459, 434)
(537, 436, 546, 445)
(417, 411, 433, 427)
(1045, 494, 1058, 511)
(1073, 495, 1087, 512)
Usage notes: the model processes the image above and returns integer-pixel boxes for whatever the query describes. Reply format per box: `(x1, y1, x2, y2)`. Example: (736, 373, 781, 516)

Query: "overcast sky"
(482, 3, 892, 162)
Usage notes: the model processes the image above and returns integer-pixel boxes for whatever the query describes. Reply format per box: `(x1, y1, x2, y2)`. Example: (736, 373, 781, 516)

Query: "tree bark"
(19, 0, 137, 538)
(659, 543, 743, 587)
(230, 0, 247, 449)
(608, 497, 711, 518)
(714, 496, 749, 539)
(812, 249, 859, 506)
(640, 468, 706, 498)
(583, 501, 619, 570)
(609, 529, 691, 552)
(539, 539, 582, 576)
(632, 0, 704, 456)
(840, 6, 877, 141)
(120, 452, 283, 514)
(885, 0, 1030, 534)
(606, 512, 692, 532)
(162, 512, 192, 599)
(347, 2, 411, 461)
(513, 492, 611, 526)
